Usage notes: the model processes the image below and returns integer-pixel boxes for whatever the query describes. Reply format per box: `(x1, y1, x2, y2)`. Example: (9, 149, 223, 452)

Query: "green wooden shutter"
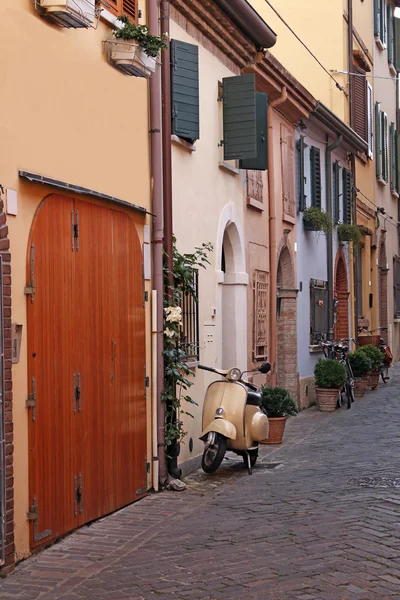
(388, 4, 394, 64)
(374, 0, 381, 38)
(333, 161, 340, 223)
(171, 40, 199, 142)
(381, 0, 387, 45)
(343, 168, 352, 225)
(390, 122, 396, 190)
(382, 112, 388, 182)
(376, 102, 382, 178)
(394, 256, 400, 317)
(396, 130, 400, 192)
(297, 136, 307, 211)
(310, 146, 321, 208)
(222, 73, 257, 161)
(395, 17, 400, 71)
(239, 92, 268, 170)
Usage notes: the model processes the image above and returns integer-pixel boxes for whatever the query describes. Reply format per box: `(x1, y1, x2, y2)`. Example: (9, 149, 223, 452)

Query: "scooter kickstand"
(245, 452, 252, 475)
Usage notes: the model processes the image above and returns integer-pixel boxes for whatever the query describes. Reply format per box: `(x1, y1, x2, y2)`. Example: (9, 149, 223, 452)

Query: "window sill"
(185, 360, 200, 369)
(391, 188, 399, 198)
(283, 212, 296, 225)
(394, 317, 400, 324)
(99, 8, 123, 28)
(218, 161, 239, 175)
(357, 152, 368, 165)
(377, 176, 387, 186)
(171, 135, 196, 153)
(375, 36, 386, 51)
(389, 62, 397, 77)
(309, 345, 323, 354)
(247, 196, 264, 211)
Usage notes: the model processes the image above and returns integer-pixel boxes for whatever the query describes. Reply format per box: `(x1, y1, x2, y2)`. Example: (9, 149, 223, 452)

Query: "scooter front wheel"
(201, 433, 227, 474)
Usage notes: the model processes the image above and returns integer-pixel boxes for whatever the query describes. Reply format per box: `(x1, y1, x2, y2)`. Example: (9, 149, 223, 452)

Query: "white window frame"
(367, 82, 373, 160)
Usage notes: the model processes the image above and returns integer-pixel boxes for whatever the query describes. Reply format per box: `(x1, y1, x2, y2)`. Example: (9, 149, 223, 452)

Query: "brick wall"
(0, 200, 14, 575)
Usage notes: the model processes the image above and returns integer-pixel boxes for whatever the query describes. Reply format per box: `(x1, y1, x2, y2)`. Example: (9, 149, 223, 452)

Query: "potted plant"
(314, 358, 347, 412)
(347, 350, 372, 398)
(259, 386, 299, 444)
(337, 223, 361, 246)
(358, 344, 383, 390)
(303, 206, 332, 233)
(105, 16, 168, 78)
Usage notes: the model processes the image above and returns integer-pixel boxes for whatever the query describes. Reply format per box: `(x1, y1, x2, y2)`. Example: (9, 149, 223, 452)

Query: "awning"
(213, 0, 277, 49)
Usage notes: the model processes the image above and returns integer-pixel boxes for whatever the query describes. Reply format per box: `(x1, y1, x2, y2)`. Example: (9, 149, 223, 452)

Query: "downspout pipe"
(160, 0, 181, 480)
(268, 87, 287, 384)
(350, 153, 358, 343)
(326, 134, 343, 341)
(148, 0, 167, 487)
(348, 0, 353, 126)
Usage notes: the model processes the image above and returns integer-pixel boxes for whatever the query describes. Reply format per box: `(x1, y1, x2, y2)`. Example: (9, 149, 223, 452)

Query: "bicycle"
(320, 338, 355, 409)
(358, 326, 392, 383)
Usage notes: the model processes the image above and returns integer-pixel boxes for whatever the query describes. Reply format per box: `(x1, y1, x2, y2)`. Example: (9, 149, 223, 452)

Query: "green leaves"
(260, 386, 299, 418)
(314, 358, 347, 389)
(113, 16, 168, 58)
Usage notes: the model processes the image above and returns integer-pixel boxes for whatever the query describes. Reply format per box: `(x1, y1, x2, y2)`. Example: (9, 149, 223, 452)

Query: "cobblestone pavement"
(3, 367, 400, 599)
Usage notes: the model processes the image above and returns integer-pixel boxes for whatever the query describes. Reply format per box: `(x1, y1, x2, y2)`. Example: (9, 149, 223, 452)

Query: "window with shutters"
(310, 279, 327, 345)
(171, 40, 199, 143)
(239, 93, 268, 171)
(246, 170, 264, 206)
(253, 270, 269, 361)
(387, 3, 395, 66)
(390, 122, 397, 192)
(222, 74, 257, 162)
(310, 146, 322, 208)
(101, 0, 138, 21)
(179, 270, 200, 361)
(367, 82, 373, 159)
(351, 65, 367, 142)
(297, 136, 307, 211)
(342, 168, 352, 224)
(355, 246, 363, 317)
(333, 161, 340, 224)
(376, 102, 382, 178)
(281, 124, 295, 221)
(382, 111, 389, 182)
(394, 256, 400, 318)
(374, 0, 387, 48)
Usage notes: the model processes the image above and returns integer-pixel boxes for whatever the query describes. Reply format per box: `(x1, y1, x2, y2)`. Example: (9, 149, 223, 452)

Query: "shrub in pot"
(259, 386, 299, 444)
(303, 206, 332, 233)
(347, 350, 372, 398)
(314, 358, 347, 412)
(358, 344, 383, 390)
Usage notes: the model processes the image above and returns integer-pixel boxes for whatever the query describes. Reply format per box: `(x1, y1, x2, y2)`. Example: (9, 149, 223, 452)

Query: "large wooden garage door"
(27, 195, 146, 547)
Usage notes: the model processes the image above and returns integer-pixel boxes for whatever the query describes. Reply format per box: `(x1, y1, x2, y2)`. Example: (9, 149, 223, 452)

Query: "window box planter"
(105, 39, 157, 78)
(303, 207, 332, 233)
(36, 0, 95, 28)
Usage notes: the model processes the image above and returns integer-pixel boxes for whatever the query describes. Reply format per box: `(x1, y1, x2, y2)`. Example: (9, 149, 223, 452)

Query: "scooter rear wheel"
(201, 434, 227, 473)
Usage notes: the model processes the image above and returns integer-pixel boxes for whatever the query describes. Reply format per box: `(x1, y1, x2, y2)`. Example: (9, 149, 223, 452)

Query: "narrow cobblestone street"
(3, 366, 400, 600)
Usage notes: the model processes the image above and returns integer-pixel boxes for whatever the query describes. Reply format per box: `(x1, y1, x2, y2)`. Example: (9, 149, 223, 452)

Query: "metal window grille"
(253, 270, 269, 361)
(179, 270, 200, 361)
(310, 279, 328, 345)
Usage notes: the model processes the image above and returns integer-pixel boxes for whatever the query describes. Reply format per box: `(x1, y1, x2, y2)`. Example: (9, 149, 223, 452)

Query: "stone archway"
(276, 244, 297, 399)
(334, 251, 349, 341)
(378, 235, 388, 330)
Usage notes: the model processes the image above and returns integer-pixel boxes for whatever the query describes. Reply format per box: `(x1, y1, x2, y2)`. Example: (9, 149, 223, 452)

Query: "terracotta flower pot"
(369, 371, 380, 390)
(315, 388, 339, 412)
(353, 379, 366, 399)
(361, 375, 370, 389)
(261, 417, 288, 445)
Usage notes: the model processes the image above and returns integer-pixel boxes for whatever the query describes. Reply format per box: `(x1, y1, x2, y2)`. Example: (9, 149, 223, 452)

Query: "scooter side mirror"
(259, 362, 271, 374)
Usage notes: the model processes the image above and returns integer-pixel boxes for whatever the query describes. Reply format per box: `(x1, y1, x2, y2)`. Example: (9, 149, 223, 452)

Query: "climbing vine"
(162, 238, 213, 450)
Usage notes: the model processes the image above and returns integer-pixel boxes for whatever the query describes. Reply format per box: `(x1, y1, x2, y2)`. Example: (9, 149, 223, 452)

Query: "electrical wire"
(332, 70, 398, 82)
(263, 0, 345, 92)
(356, 187, 400, 229)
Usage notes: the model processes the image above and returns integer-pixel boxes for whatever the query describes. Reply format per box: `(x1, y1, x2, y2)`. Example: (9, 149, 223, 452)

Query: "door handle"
(111, 339, 117, 361)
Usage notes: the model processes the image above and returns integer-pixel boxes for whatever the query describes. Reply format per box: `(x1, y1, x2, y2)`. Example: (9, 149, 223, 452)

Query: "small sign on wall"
(12, 324, 22, 363)
(6, 189, 17, 216)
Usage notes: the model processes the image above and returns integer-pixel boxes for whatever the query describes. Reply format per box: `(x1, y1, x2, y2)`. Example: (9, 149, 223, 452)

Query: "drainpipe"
(148, 0, 167, 487)
(268, 86, 287, 385)
(350, 153, 358, 343)
(160, 0, 181, 480)
(348, 0, 353, 126)
(326, 134, 343, 341)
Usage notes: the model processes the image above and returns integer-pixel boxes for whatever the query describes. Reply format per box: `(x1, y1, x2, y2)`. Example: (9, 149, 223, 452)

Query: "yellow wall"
(2, 0, 152, 560)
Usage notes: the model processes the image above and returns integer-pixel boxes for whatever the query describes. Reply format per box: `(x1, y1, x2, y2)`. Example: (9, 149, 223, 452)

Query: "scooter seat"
(246, 391, 261, 406)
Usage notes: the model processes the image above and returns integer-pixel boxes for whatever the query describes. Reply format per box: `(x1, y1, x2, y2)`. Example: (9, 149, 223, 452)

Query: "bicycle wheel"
(381, 366, 390, 383)
(337, 389, 343, 408)
(345, 380, 354, 409)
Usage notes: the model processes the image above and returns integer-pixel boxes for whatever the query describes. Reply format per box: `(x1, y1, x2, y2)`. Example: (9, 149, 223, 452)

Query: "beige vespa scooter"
(198, 362, 271, 474)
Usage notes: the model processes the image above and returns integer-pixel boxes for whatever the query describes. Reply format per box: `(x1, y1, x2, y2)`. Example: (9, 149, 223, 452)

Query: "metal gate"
(0, 257, 5, 565)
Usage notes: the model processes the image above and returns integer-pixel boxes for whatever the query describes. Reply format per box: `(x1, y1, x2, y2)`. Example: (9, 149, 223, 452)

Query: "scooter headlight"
(228, 368, 242, 381)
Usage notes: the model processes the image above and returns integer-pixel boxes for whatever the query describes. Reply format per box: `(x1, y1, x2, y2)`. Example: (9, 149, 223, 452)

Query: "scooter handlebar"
(198, 364, 218, 374)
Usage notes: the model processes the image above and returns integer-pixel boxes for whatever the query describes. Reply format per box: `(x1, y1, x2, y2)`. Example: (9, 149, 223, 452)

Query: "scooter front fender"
(200, 419, 237, 441)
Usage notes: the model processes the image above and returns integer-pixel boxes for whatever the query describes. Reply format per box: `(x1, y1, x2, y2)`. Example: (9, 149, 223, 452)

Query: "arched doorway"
(378, 237, 388, 330)
(334, 253, 349, 341)
(276, 245, 297, 398)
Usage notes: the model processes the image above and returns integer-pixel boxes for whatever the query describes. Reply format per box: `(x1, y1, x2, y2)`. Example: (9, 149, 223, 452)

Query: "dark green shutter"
(376, 102, 382, 178)
(395, 17, 400, 71)
(222, 74, 257, 161)
(171, 40, 199, 142)
(374, 0, 381, 37)
(390, 122, 396, 190)
(239, 92, 268, 170)
(394, 256, 400, 317)
(382, 112, 388, 182)
(396, 130, 400, 192)
(310, 146, 321, 208)
(333, 161, 340, 223)
(388, 4, 394, 64)
(297, 136, 307, 211)
(343, 168, 352, 225)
